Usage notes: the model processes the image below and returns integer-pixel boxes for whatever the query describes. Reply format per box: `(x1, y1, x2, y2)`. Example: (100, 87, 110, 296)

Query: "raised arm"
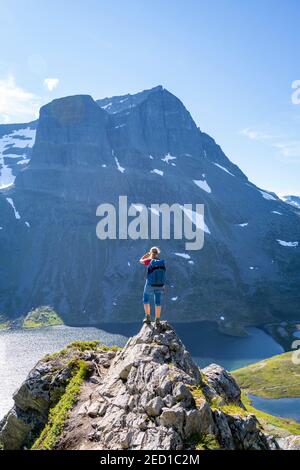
(139, 251, 151, 265)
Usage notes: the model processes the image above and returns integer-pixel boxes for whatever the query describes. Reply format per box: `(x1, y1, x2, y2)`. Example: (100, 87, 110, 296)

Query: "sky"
(0, 0, 299, 196)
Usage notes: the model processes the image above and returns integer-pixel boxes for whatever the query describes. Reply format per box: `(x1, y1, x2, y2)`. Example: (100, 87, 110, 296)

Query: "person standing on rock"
(139, 247, 166, 325)
(140, 246, 166, 325)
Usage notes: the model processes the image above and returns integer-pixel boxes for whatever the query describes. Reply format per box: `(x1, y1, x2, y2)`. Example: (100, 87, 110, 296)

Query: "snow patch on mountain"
(277, 239, 298, 247)
(213, 162, 235, 177)
(193, 179, 212, 193)
(100, 102, 112, 110)
(151, 169, 164, 176)
(280, 195, 300, 209)
(115, 157, 125, 173)
(161, 153, 176, 164)
(259, 190, 277, 201)
(6, 128, 36, 148)
(17, 159, 30, 165)
(180, 206, 211, 234)
(112, 150, 125, 173)
(6, 198, 20, 219)
(174, 252, 191, 259)
(0, 127, 36, 188)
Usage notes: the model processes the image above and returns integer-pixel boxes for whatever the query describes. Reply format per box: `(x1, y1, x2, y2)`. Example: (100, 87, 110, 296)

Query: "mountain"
(0, 86, 299, 328)
(281, 195, 300, 210)
(0, 122, 37, 189)
(0, 321, 283, 450)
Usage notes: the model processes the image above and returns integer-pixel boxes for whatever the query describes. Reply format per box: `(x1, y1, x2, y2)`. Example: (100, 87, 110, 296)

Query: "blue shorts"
(143, 283, 164, 307)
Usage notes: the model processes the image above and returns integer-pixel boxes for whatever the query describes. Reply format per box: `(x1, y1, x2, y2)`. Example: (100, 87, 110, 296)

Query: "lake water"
(0, 322, 283, 420)
(249, 394, 300, 423)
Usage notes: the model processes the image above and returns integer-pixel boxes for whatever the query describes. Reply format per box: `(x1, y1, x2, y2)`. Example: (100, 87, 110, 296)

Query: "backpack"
(147, 259, 166, 287)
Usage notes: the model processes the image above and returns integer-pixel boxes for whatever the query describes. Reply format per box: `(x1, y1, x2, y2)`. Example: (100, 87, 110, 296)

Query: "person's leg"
(154, 289, 162, 321)
(143, 284, 151, 322)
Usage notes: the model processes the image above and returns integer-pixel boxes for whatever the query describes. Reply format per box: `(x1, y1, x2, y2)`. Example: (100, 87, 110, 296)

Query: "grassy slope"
(32, 359, 88, 450)
(241, 392, 300, 437)
(32, 341, 121, 450)
(23, 306, 63, 328)
(232, 351, 300, 398)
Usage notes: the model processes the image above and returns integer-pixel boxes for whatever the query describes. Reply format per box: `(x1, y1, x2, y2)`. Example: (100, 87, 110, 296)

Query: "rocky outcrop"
(277, 435, 300, 450)
(202, 364, 244, 407)
(0, 322, 280, 450)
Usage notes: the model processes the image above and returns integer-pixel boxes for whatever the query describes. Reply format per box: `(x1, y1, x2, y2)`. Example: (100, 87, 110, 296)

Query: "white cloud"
(44, 78, 59, 91)
(240, 128, 273, 141)
(0, 75, 40, 123)
(272, 141, 300, 158)
(240, 127, 300, 159)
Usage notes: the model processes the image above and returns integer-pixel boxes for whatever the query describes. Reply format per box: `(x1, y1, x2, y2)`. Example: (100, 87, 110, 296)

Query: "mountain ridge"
(0, 86, 299, 328)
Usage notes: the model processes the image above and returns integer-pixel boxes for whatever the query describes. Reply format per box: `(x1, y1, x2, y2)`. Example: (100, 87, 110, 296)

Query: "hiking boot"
(143, 315, 151, 324)
(155, 317, 161, 326)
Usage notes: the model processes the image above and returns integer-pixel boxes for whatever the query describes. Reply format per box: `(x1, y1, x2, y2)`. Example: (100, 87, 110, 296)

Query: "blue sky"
(0, 0, 299, 195)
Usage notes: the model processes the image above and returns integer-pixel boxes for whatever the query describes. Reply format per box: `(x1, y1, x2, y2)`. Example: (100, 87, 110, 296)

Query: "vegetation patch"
(23, 306, 63, 329)
(190, 385, 206, 406)
(66, 340, 101, 351)
(0, 314, 10, 330)
(242, 392, 300, 436)
(190, 433, 220, 450)
(66, 340, 121, 352)
(32, 359, 88, 450)
(232, 351, 300, 398)
(216, 403, 248, 417)
(43, 341, 121, 362)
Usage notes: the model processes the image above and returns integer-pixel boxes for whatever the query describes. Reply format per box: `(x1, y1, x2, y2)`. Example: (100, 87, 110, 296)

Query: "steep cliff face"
(0, 322, 282, 450)
(0, 86, 299, 326)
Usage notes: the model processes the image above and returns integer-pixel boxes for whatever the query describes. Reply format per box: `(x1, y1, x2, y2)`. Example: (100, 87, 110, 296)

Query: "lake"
(0, 322, 283, 420)
(249, 394, 300, 423)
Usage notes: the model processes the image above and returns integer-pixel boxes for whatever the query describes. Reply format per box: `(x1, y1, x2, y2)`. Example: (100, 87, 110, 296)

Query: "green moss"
(66, 340, 121, 352)
(43, 341, 121, 363)
(0, 314, 10, 330)
(44, 349, 69, 362)
(190, 385, 206, 406)
(0, 321, 10, 330)
(32, 360, 88, 450)
(66, 340, 100, 351)
(23, 306, 63, 329)
(241, 392, 300, 436)
(216, 403, 248, 417)
(190, 433, 220, 450)
(209, 396, 223, 408)
(232, 351, 300, 398)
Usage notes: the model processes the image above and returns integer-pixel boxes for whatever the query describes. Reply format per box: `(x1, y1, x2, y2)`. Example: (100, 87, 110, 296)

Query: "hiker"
(139, 246, 166, 325)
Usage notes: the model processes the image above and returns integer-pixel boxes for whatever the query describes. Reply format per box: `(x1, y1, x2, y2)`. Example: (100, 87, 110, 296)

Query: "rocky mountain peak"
(0, 321, 279, 450)
(96, 85, 164, 115)
(34, 94, 109, 148)
(111, 321, 202, 383)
